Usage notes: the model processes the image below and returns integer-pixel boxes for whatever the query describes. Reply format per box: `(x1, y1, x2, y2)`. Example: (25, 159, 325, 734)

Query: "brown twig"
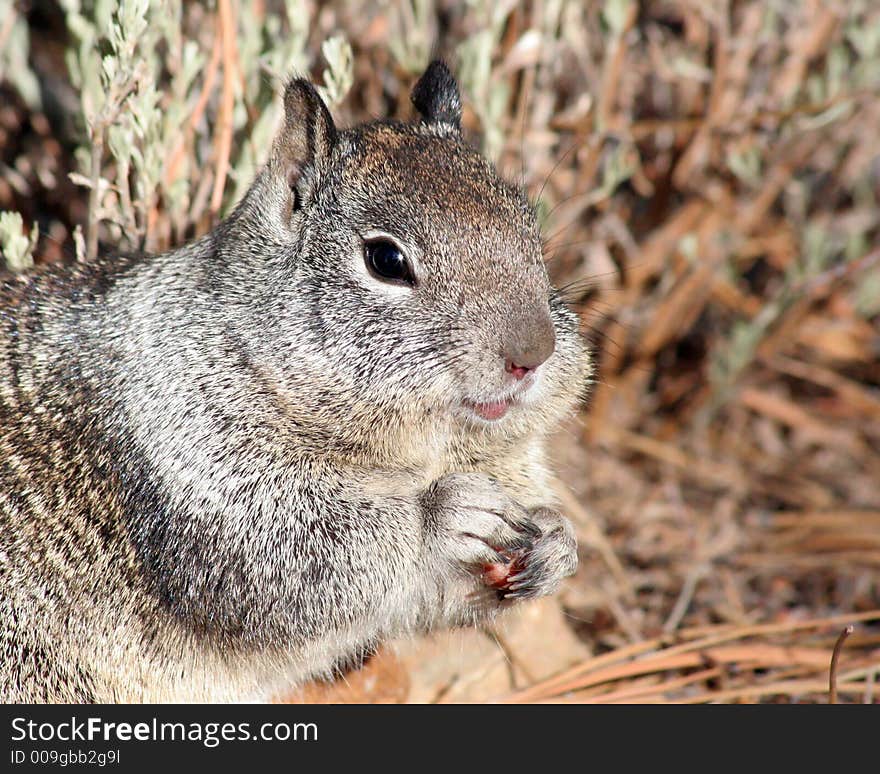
(595, 0, 637, 131)
(210, 0, 238, 217)
(164, 22, 223, 190)
(829, 625, 854, 704)
(85, 73, 141, 259)
(85, 137, 104, 260)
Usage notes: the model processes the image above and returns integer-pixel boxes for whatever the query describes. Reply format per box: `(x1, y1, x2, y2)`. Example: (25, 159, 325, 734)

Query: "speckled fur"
(0, 63, 591, 702)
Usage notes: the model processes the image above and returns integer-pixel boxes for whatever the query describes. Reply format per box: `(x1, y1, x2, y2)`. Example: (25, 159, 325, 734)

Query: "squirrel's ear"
(411, 60, 462, 132)
(270, 78, 337, 208)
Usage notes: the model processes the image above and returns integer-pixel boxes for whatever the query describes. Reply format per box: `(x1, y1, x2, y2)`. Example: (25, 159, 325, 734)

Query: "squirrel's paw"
(493, 507, 578, 601)
(423, 473, 540, 575)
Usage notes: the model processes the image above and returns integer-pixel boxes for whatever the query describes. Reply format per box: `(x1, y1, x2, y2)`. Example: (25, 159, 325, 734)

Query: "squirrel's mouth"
(462, 398, 514, 421)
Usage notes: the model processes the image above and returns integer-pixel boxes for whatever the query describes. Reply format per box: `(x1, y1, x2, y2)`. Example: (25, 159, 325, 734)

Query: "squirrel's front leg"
(419, 473, 578, 625)
(289, 470, 577, 644)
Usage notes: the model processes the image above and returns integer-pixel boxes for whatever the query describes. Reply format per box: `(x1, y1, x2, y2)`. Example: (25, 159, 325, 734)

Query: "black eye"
(364, 239, 415, 286)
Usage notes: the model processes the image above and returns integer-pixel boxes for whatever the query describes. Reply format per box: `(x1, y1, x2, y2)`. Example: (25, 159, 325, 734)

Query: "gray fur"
(0, 64, 591, 702)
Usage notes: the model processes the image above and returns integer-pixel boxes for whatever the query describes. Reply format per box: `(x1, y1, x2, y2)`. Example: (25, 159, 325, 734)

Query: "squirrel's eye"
(364, 240, 415, 286)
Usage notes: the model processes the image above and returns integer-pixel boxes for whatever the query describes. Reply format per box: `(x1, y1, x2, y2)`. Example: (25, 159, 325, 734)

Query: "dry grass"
(1, 1, 879, 703)
(505, 611, 880, 704)
(525, 0, 880, 704)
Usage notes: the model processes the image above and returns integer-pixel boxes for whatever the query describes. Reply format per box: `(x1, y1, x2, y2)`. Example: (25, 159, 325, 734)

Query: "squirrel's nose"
(503, 313, 556, 381)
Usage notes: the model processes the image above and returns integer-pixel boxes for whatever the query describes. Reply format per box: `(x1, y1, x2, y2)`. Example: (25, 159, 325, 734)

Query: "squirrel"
(0, 61, 591, 702)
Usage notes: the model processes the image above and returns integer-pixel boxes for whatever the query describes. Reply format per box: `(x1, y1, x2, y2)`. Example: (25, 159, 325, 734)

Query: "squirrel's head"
(221, 61, 590, 462)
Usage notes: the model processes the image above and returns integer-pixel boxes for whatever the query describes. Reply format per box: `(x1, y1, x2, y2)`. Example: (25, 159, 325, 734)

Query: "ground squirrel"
(0, 61, 591, 702)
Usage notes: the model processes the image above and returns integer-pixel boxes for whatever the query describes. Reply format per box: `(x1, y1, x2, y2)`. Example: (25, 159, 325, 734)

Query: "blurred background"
(1, 0, 879, 703)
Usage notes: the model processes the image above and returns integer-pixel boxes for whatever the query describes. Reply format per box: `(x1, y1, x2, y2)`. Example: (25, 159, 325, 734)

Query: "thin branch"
(210, 0, 238, 217)
(829, 625, 854, 704)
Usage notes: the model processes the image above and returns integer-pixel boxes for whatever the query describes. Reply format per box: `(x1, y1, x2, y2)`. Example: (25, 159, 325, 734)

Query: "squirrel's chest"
(419, 432, 550, 506)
